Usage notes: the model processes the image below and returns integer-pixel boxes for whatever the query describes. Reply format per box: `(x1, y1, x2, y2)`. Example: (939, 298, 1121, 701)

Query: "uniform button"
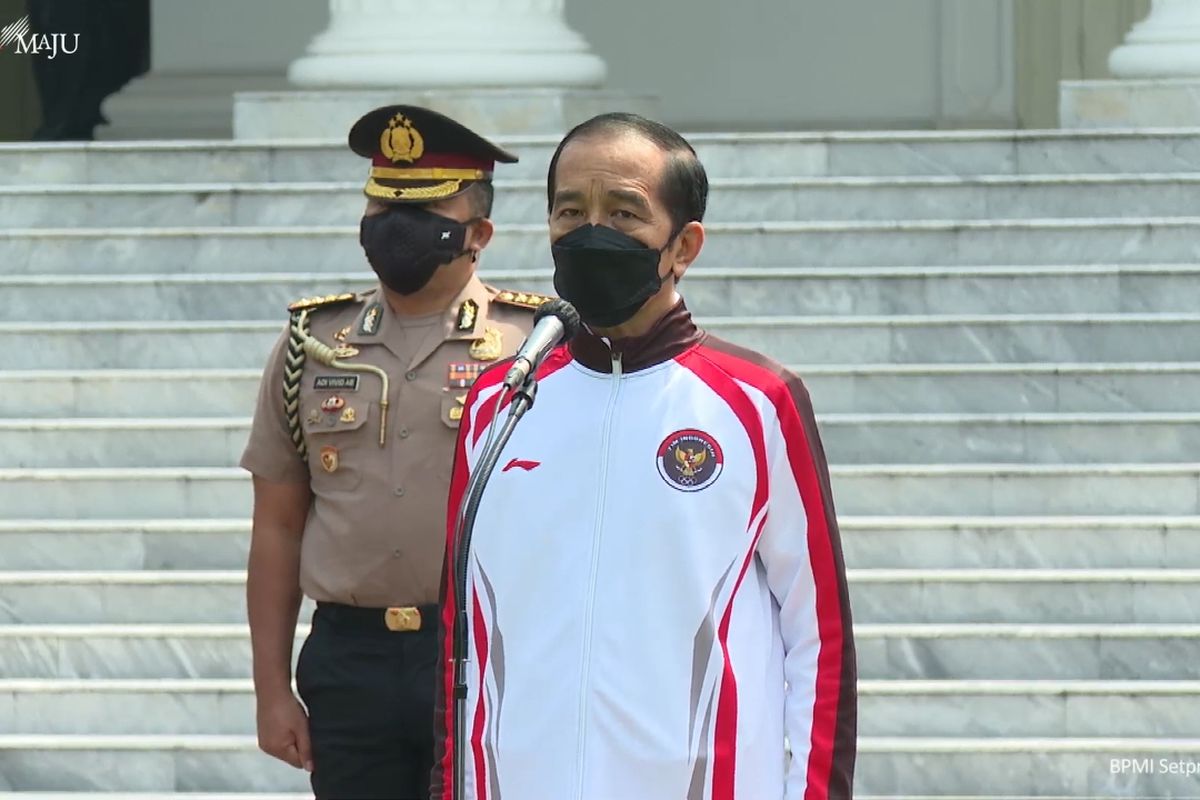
(393, 549, 402, 558)
(394, 487, 405, 497)
(399, 427, 410, 439)
(405, 371, 418, 381)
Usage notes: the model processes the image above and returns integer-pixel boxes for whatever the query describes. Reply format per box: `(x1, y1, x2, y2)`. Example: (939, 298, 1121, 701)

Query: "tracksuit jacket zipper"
(574, 352, 623, 799)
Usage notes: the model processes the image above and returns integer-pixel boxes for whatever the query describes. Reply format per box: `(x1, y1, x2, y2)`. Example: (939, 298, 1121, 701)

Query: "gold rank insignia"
(288, 293, 357, 313)
(469, 327, 504, 362)
(340, 407, 356, 424)
(457, 299, 479, 333)
(359, 303, 383, 336)
(334, 325, 352, 343)
(494, 290, 553, 310)
(380, 114, 425, 164)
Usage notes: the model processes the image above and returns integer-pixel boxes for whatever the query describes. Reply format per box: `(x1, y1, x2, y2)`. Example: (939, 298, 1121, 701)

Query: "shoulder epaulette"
(287, 293, 359, 313)
(492, 289, 554, 311)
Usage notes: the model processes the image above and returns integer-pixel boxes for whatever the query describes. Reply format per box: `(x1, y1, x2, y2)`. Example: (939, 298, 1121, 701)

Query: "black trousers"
(26, 0, 149, 140)
(296, 607, 439, 800)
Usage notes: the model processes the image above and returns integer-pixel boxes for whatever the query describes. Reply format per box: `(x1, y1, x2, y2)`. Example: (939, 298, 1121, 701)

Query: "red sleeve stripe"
(677, 349, 771, 800)
(695, 341, 854, 800)
(471, 346, 573, 447)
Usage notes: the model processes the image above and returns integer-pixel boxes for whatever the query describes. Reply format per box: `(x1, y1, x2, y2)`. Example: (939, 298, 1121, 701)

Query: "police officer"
(240, 105, 546, 800)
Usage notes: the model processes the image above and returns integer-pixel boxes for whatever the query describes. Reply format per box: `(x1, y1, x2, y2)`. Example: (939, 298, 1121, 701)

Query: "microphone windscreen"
(534, 298, 582, 342)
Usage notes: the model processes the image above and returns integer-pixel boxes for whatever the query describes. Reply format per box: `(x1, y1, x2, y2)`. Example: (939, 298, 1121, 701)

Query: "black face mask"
(359, 204, 471, 295)
(551, 224, 670, 328)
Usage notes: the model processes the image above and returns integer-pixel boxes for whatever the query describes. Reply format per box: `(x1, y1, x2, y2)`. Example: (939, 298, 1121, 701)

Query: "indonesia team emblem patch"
(657, 429, 724, 492)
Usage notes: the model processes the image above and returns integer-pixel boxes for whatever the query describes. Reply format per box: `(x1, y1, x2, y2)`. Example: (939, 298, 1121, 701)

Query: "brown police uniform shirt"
(240, 275, 540, 607)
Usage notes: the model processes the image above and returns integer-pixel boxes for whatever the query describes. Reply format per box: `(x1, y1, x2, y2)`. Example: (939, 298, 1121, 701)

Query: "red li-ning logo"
(657, 429, 724, 492)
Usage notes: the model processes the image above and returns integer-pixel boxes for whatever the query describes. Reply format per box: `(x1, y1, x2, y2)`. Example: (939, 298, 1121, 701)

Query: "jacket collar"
(569, 298, 705, 374)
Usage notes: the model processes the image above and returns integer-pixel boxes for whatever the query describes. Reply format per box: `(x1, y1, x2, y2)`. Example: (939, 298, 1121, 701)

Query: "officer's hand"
(256, 693, 314, 772)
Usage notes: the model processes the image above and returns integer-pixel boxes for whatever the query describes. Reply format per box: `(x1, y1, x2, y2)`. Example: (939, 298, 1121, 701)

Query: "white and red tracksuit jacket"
(432, 300, 856, 800)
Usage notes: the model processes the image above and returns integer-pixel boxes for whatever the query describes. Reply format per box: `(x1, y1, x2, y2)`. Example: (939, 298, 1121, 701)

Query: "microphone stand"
(451, 373, 538, 800)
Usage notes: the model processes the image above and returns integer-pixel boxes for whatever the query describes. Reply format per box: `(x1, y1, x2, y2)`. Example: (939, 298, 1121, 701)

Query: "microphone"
(503, 298, 581, 389)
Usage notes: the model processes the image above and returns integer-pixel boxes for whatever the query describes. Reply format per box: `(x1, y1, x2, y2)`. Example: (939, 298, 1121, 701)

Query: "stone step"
(0, 733, 1195, 794)
(0, 569, 1193, 625)
(822, 412, 1200, 465)
(5, 363, 1198, 419)
(0, 572, 307, 624)
(5, 413, 1199, 468)
(855, 738, 1200, 797)
(3, 678, 1196, 739)
(0, 675, 1174, 738)
(6, 218, 1200, 274)
(8, 264, 1200, 322)
(848, 569, 1200, 625)
(0, 732, 1193, 794)
(0, 734, 309, 793)
(803, 362, 1200, 414)
(861, 680, 1200, 739)
(0, 520, 252, 571)
(2, 130, 1200, 185)
(0, 622, 1195, 681)
(8, 174, 1200, 227)
(842, 517, 1200, 569)
(4, 517, 1196, 572)
(1, 463, 1195, 519)
(4, 314, 1196, 369)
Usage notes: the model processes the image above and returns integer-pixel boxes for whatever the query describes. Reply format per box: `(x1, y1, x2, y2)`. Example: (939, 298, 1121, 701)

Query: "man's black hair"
(466, 181, 495, 218)
(546, 112, 708, 233)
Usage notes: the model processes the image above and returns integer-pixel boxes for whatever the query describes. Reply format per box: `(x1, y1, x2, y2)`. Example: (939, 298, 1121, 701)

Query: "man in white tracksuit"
(431, 113, 856, 800)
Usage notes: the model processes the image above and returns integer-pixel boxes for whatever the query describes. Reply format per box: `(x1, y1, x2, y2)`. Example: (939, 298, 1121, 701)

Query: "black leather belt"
(315, 602, 439, 633)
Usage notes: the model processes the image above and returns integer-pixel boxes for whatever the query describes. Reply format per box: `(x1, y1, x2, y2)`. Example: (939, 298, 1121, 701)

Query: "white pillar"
(1109, 0, 1200, 78)
(287, 0, 606, 88)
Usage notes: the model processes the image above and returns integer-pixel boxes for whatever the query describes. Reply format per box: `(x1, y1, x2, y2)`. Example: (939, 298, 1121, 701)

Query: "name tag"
(314, 375, 360, 392)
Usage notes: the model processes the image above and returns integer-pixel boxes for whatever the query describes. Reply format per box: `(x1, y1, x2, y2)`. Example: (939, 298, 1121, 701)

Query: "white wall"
(150, 0, 328, 74)
(567, 0, 1017, 130)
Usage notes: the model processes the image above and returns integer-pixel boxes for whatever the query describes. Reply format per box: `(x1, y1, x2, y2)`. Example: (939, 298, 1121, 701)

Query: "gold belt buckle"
(385, 606, 422, 632)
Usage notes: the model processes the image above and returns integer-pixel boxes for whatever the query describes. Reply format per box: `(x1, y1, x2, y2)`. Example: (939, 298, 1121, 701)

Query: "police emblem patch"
(657, 429, 724, 492)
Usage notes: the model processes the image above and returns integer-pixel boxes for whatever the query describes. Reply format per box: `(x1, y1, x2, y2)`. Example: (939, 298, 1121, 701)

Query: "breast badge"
(320, 445, 339, 474)
(657, 429, 724, 492)
(468, 327, 504, 362)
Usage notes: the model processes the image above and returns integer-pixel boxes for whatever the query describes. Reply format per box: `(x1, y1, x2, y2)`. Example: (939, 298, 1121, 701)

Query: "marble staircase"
(0, 129, 1198, 798)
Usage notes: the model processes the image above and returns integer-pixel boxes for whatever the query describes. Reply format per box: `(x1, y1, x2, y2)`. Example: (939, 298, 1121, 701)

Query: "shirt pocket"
(304, 398, 373, 492)
(441, 389, 469, 429)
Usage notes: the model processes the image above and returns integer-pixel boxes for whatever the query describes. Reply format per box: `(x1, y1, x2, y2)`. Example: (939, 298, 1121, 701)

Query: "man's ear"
(667, 221, 705, 282)
(468, 216, 495, 253)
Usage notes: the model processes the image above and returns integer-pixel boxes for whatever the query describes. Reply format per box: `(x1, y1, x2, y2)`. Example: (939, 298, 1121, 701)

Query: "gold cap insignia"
(469, 326, 504, 362)
(380, 114, 425, 165)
